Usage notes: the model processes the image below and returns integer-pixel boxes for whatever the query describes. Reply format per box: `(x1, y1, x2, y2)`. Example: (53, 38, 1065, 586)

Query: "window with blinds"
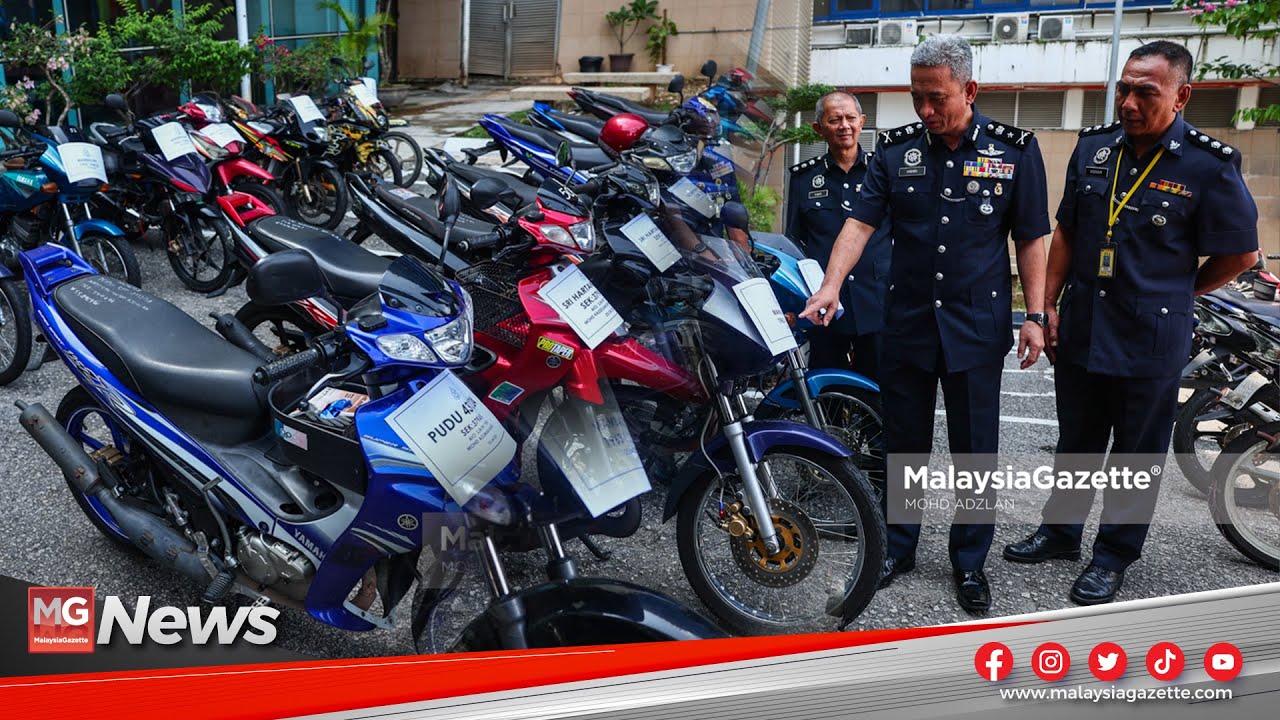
(979, 91, 1064, 128)
(1081, 90, 1110, 127)
(1257, 86, 1280, 127)
(1183, 88, 1239, 128)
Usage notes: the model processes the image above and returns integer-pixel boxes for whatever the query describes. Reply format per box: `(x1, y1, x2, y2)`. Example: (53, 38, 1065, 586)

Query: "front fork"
(785, 348, 825, 428)
(706, 359, 782, 554)
(477, 522, 576, 650)
(61, 204, 84, 256)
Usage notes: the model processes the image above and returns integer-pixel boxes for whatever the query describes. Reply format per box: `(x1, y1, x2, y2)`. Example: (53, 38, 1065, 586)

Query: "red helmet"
(600, 113, 649, 153)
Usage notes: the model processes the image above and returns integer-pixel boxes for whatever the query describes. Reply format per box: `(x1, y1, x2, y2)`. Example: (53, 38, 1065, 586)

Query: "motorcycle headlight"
(641, 155, 671, 172)
(1248, 329, 1280, 366)
(646, 180, 661, 206)
(668, 150, 698, 174)
(314, 127, 329, 142)
(1194, 306, 1232, 337)
(423, 292, 474, 365)
(376, 333, 437, 363)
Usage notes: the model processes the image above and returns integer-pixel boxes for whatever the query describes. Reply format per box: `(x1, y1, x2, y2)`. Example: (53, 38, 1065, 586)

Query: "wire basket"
(456, 261, 530, 347)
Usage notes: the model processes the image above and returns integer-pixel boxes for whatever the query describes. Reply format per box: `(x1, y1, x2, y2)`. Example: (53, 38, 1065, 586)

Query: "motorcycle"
(0, 112, 44, 384)
(13, 184, 725, 650)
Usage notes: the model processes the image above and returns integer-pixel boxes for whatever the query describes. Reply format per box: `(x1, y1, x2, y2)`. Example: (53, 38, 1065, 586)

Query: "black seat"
(54, 275, 267, 444)
(533, 110, 604, 144)
(246, 215, 391, 303)
(444, 164, 539, 208)
(371, 182, 502, 243)
(1210, 287, 1280, 318)
(486, 115, 613, 169)
(572, 88, 671, 127)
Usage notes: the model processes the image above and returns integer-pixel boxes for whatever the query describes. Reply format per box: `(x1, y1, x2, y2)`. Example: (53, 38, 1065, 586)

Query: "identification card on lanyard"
(1100, 145, 1165, 279)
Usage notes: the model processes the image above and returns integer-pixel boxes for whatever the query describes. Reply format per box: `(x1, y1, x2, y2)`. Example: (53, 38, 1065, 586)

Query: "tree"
(0, 19, 93, 125)
(1173, 0, 1280, 124)
(316, 0, 396, 82)
(605, 0, 659, 56)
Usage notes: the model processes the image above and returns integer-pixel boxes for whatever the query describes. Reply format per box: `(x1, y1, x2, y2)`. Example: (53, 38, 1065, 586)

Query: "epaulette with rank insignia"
(1078, 121, 1121, 137)
(985, 121, 1035, 149)
(1186, 127, 1236, 160)
(877, 122, 924, 147)
(790, 155, 821, 174)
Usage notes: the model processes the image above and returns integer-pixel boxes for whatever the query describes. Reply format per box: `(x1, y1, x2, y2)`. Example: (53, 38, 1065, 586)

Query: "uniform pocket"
(970, 285, 1000, 340)
(1134, 294, 1191, 358)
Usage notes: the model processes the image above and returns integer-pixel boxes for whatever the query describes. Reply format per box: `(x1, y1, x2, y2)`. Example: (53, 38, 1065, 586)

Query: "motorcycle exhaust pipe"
(16, 401, 213, 584)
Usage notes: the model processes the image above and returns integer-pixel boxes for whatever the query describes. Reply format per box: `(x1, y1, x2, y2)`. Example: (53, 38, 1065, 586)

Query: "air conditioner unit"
(845, 26, 875, 47)
(1038, 15, 1077, 41)
(992, 14, 1030, 42)
(876, 20, 919, 47)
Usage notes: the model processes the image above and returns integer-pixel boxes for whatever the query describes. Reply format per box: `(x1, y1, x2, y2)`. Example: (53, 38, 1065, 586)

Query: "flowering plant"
(0, 77, 41, 125)
(0, 17, 90, 125)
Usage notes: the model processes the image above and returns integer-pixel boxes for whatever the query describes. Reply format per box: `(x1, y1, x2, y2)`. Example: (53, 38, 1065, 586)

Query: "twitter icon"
(1091, 642, 1128, 681)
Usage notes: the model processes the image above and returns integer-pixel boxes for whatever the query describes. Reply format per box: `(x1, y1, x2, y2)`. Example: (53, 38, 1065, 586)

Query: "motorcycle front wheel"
(676, 446, 885, 636)
(0, 278, 32, 385)
(1208, 423, 1280, 571)
(74, 232, 142, 287)
(754, 386, 885, 498)
(286, 163, 349, 231)
(1173, 385, 1280, 495)
(381, 131, 423, 187)
(233, 302, 323, 356)
(166, 212, 234, 293)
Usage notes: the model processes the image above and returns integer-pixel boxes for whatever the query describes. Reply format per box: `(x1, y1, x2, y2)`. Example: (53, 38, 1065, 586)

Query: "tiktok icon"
(1145, 642, 1185, 682)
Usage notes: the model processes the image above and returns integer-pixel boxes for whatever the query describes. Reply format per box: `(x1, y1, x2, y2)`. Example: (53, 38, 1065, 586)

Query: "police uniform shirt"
(1054, 114, 1259, 378)
(851, 110, 1051, 373)
(785, 148, 892, 335)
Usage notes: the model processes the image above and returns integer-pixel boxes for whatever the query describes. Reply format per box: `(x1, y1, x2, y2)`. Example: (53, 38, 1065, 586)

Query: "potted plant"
(605, 0, 658, 73)
(646, 12, 678, 73)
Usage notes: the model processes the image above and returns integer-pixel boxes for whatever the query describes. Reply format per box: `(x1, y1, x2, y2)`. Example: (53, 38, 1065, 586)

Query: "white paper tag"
(360, 76, 378, 97)
(541, 401, 650, 517)
(536, 264, 624, 349)
(385, 371, 518, 506)
(58, 142, 106, 184)
(797, 258, 843, 315)
(288, 95, 325, 124)
(152, 121, 197, 162)
(248, 121, 275, 136)
(198, 123, 243, 148)
(669, 177, 718, 218)
(620, 214, 680, 272)
(350, 81, 380, 109)
(733, 277, 798, 356)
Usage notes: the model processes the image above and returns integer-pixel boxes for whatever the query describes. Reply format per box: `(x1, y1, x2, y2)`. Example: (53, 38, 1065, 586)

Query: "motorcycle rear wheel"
(1174, 385, 1280, 495)
(1208, 424, 1280, 571)
(676, 446, 885, 636)
(233, 302, 321, 356)
(0, 278, 32, 386)
(381, 131, 423, 187)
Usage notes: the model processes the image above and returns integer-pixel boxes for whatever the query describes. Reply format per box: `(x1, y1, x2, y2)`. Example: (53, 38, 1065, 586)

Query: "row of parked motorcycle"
(0, 60, 895, 651)
(1177, 260, 1280, 572)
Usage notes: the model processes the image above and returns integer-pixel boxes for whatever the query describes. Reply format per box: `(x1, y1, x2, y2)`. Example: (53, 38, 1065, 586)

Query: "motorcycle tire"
(56, 386, 149, 554)
(233, 301, 323, 356)
(231, 180, 288, 217)
(286, 163, 350, 231)
(1207, 423, 1280, 571)
(1174, 385, 1280, 495)
(363, 147, 403, 188)
(676, 446, 886, 636)
(0, 278, 33, 386)
(75, 232, 142, 288)
(166, 212, 234, 293)
(381, 131, 423, 187)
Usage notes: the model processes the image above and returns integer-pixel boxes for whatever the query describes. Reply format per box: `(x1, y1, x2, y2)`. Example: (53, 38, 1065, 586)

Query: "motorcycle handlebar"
(458, 231, 503, 252)
(253, 347, 322, 385)
(570, 178, 603, 195)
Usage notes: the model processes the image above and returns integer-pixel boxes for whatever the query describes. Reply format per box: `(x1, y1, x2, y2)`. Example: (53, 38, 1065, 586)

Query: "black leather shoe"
(1070, 564, 1124, 605)
(954, 569, 991, 612)
(877, 555, 916, 589)
(1003, 532, 1082, 564)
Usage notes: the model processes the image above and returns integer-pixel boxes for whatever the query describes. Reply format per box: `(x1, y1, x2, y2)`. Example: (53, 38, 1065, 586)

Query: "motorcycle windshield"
(380, 255, 460, 318)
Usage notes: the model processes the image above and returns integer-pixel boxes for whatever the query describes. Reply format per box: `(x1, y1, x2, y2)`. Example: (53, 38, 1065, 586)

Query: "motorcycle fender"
(760, 369, 879, 412)
(72, 218, 126, 240)
(1182, 348, 1224, 379)
(215, 158, 275, 186)
(454, 577, 726, 649)
(661, 419, 855, 521)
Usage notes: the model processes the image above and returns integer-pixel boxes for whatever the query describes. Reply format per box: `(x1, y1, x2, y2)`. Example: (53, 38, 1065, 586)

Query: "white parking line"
(934, 410, 1058, 426)
(1000, 391, 1056, 398)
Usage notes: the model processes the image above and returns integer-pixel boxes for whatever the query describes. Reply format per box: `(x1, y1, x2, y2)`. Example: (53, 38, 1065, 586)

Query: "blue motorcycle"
(14, 185, 725, 651)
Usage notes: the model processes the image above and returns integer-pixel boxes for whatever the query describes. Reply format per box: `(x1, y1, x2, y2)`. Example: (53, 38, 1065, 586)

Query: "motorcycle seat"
(371, 182, 503, 243)
(1209, 287, 1280, 319)
(534, 110, 605, 144)
(246, 215, 391, 304)
(443, 164, 539, 208)
(485, 115, 613, 169)
(53, 275, 267, 439)
(572, 88, 671, 127)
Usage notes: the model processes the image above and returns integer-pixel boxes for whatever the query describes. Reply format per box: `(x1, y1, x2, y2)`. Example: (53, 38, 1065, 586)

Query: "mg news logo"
(28, 586, 279, 653)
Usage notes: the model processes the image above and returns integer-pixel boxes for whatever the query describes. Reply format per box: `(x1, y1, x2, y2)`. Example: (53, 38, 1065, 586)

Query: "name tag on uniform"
(898, 167, 926, 177)
(808, 190, 828, 199)
(1085, 166, 1109, 177)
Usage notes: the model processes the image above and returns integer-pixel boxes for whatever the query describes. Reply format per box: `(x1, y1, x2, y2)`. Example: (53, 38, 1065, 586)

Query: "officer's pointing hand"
(1018, 320, 1045, 369)
(800, 286, 840, 327)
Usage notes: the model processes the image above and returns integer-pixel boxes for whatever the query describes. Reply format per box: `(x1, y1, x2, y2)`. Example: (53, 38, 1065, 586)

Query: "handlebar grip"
(570, 179, 602, 195)
(461, 231, 503, 252)
(253, 347, 322, 385)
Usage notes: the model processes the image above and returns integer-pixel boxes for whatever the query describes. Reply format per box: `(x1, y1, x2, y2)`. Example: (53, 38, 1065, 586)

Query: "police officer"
(802, 35, 1050, 612)
(1003, 41, 1259, 604)
(786, 91, 891, 380)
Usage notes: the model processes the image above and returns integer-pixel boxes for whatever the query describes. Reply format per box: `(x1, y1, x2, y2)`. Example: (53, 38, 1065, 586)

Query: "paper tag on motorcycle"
(152, 122, 198, 162)
(797, 258, 844, 319)
(537, 264, 624, 349)
(58, 142, 107, 184)
(288, 95, 325, 124)
(669, 178, 719, 219)
(620, 214, 680, 272)
(385, 370, 517, 506)
(350, 81, 380, 109)
(733, 278, 798, 356)
(540, 394, 650, 518)
(198, 123, 243, 149)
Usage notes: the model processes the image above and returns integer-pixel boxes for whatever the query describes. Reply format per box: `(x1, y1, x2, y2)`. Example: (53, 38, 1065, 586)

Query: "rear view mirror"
(438, 176, 462, 223)
(329, 57, 346, 67)
(667, 75, 685, 95)
(469, 177, 510, 210)
(0, 110, 20, 128)
(555, 140, 575, 170)
(721, 201, 751, 232)
(247, 250, 327, 306)
(104, 94, 129, 113)
(700, 60, 717, 81)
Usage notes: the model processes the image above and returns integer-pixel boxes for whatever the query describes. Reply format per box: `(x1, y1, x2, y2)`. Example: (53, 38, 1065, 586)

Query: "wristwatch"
(1025, 312, 1048, 328)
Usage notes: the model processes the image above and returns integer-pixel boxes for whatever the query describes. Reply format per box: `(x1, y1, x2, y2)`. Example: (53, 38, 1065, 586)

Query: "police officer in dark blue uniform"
(802, 35, 1050, 612)
(1003, 41, 1259, 604)
(786, 91, 891, 380)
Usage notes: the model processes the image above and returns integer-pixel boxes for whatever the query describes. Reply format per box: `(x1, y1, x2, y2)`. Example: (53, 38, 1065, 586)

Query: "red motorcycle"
(177, 92, 287, 213)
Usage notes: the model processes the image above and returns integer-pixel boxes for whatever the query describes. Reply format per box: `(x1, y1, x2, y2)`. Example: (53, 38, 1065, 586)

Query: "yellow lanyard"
(1106, 146, 1165, 241)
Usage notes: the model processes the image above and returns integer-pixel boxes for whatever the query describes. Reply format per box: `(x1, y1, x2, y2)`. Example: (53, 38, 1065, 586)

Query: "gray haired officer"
(802, 35, 1050, 612)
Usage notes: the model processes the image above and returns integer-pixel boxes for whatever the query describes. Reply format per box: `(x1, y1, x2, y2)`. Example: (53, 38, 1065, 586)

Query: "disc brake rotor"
(729, 498, 820, 588)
